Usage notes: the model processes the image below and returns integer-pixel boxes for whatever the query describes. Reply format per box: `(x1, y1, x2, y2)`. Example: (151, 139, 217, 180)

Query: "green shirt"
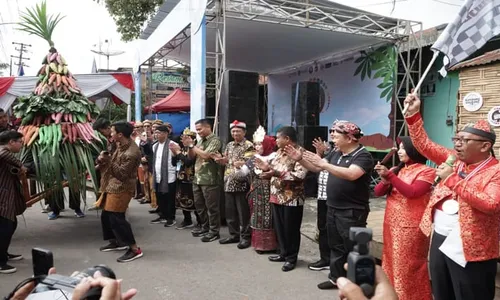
(194, 133, 222, 185)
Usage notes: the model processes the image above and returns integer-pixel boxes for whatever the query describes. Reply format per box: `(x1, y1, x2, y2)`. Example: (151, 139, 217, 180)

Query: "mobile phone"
(32, 248, 53, 276)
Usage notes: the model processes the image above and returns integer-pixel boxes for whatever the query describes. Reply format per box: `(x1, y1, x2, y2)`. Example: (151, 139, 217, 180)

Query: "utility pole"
(10, 42, 31, 75)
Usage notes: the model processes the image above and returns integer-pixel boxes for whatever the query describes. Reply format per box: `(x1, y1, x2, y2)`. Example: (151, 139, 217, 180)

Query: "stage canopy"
(146, 88, 190, 113)
(0, 73, 134, 110)
(137, 0, 419, 74)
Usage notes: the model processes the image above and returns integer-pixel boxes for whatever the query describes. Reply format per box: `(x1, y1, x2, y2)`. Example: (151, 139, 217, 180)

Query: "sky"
(0, 0, 464, 77)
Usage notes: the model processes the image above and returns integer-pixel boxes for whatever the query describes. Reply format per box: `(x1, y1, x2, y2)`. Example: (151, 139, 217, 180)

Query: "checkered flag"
(432, 0, 500, 76)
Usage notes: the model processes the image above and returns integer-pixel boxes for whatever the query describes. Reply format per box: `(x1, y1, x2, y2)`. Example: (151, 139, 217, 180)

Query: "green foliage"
(17, 1, 65, 47)
(94, 0, 164, 41)
(353, 46, 396, 102)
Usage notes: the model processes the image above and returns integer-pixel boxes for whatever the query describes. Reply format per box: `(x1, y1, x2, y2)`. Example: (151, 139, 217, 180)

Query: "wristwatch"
(188, 144, 194, 149)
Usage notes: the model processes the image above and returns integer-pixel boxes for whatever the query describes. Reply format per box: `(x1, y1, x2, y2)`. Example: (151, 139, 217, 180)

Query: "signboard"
(488, 106, 500, 127)
(463, 92, 483, 112)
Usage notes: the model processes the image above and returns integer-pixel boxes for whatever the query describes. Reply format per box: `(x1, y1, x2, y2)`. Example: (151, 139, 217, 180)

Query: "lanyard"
(456, 156, 493, 183)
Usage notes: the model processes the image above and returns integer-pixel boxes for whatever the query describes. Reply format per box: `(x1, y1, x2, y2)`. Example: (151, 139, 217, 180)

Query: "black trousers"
(272, 203, 304, 263)
(156, 183, 177, 221)
(0, 217, 17, 266)
(48, 189, 81, 214)
(327, 207, 369, 281)
(101, 211, 136, 246)
(182, 210, 201, 224)
(317, 200, 330, 262)
(225, 192, 251, 240)
(429, 231, 497, 300)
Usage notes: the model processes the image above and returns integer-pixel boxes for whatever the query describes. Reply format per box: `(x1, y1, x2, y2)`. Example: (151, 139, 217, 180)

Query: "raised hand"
(374, 162, 390, 177)
(255, 157, 270, 171)
(303, 150, 325, 168)
(403, 94, 421, 116)
(284, 144, 303, 161)
(312, 137, 327, 156)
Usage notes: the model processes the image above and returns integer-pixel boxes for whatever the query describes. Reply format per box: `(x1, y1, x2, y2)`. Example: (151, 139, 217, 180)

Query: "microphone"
(433, 155, 456, 187)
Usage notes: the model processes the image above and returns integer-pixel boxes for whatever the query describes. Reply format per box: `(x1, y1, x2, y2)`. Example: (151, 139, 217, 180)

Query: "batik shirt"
(194, 133, 222, 186)
(269, 146, 308, 206)
(223, 139, 255, 192)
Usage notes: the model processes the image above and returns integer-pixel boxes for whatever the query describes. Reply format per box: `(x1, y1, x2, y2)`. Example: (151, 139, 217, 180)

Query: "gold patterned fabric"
(100, 140, 141, 195)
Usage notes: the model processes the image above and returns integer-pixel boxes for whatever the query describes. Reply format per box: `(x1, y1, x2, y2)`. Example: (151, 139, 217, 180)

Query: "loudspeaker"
(219, 70, 260, 145)
(296, 125, 328, 152)
(291, 82, 321, 126)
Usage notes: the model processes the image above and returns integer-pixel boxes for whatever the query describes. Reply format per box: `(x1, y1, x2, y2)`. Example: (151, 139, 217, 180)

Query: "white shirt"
(155, 141, 179, 184)
(155, 142, 165, 184)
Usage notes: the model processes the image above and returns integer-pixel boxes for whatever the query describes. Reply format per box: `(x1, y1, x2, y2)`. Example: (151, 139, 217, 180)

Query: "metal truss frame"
(143, 0, 422, 140)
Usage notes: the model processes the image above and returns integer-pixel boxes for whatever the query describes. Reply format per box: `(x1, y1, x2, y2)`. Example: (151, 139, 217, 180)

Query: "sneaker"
(74, 210, 85, 218)
(0, 264, 16, 274)
(117, 248, 143, 263)
(201, 233, 220, 243)
(308, 260, 330, 271)
(176, 221, 194, 230)
(317, 280, 337, 290)
(148, 208, 159, 214)
(48, 212, 59, 220)
(99, 243, 129, 252)
(41, 205, 51, 213)
(7, 254, 23, 261)
(191, 228, 209, 237)
(150, 217, 167, 224)
(164, 220, 177, 227)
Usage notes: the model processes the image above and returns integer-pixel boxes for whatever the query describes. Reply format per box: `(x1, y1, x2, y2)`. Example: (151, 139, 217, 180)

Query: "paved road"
(1, 199, 338, 300)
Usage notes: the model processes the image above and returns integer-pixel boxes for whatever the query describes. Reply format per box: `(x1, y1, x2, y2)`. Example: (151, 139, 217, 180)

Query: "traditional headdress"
(461, 120, 496, 143)
(253, 126, 275, 156)
(183, 127, 197, 137)
(230, 120, 246, 129)
(331, 120, 363, 141)
(253, 126, 266, 143)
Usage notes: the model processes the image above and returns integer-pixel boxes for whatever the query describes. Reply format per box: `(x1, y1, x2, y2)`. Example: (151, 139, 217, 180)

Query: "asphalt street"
(1, 199, 338, 300)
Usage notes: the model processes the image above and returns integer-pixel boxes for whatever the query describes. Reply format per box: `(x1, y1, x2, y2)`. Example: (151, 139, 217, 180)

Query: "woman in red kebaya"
(374, 136, 435, 300)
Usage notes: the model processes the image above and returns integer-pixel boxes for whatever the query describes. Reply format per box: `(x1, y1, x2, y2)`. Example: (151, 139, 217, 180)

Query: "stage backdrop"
(268, 46, 396, 151)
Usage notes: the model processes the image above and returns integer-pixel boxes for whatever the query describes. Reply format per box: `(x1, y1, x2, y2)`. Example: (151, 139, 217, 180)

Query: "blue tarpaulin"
(144, 112, 190, 136)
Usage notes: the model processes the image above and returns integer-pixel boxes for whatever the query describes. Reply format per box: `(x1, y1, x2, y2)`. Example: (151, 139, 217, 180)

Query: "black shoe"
(191, 228, 209, 237)
(219, 237, 240, 245)
(201, 233, 220, 242)
(164, 220, 177, 227)
(282, 262, 296, 272)
(139, 199, 151, 204)
(308, 259, 330, 271)
(268, 255, 286, 262)
(150, 217, 166, 224)
(7, 254, 23, 261)
(176, 221, 194, 230)
(99, 243, 129, 252)
(117, 248, 143, 263)
(317, 280, 337, 290)
(0, 264, 16, 274)
(148, 208, 159, 214)
(237, 240, 251, 249)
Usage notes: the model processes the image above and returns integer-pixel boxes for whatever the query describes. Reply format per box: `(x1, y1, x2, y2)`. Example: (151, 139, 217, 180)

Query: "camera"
(347, 227, 376, 298)
(28, 248, 116, 300)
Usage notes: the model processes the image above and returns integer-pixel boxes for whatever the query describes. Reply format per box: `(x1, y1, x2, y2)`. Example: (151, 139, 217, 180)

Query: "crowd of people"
(1, 91, 500, 300)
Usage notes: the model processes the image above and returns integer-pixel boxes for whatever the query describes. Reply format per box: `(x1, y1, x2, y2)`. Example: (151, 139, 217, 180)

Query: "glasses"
(451, 137, 489, 144)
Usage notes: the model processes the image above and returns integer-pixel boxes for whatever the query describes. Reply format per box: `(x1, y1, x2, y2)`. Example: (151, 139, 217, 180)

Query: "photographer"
(7, 267, 137, 300)
(337, 265, 398, 300)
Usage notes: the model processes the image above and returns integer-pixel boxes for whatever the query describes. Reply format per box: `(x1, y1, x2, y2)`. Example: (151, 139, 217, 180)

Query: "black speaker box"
(219, 70, 260, 145)
(296, 125, 328, 152)
(291, 82, 321, 126)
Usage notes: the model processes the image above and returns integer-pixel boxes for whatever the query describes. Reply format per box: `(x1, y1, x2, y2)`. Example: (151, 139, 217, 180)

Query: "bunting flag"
(432, 0, 500, 76)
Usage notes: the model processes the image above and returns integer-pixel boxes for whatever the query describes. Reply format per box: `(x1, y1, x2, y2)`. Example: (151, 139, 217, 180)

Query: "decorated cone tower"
(13, 1, 106, 204)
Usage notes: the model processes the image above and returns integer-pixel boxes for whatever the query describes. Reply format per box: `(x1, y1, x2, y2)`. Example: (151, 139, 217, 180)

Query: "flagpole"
(402, 51, 440, 115)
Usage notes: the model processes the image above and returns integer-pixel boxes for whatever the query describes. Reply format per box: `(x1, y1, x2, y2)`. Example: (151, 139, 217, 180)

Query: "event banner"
(268, 46, 396, 151)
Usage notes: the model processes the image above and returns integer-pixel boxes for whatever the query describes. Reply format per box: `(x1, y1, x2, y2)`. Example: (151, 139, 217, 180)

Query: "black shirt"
(324, 145, 374, 210)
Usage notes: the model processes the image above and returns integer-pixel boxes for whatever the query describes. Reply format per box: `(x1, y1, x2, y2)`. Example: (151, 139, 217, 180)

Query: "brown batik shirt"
(269, 146, 308, 206)
(223, 139, 255, 193)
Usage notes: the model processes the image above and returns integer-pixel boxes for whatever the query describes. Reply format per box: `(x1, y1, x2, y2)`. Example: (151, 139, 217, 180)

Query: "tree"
(0, 63, 9, 76)
(93, 0, 164, 41)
